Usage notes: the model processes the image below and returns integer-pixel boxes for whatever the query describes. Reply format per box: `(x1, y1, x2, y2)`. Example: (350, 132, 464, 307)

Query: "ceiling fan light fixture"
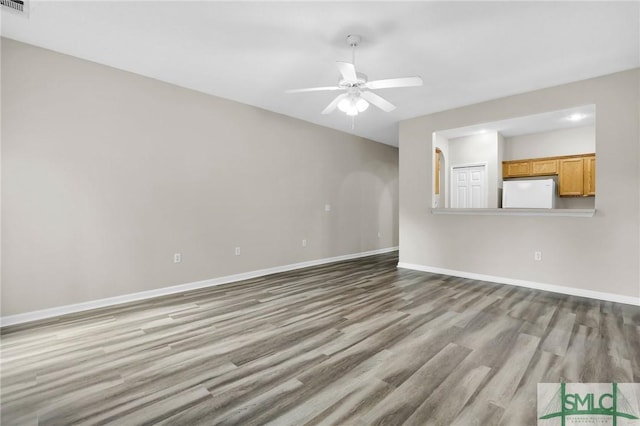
(338, 95, 369, 116)
(356, 97, 369, 112)
(338, 97, 351, 113)
(346, 97, 359, 116)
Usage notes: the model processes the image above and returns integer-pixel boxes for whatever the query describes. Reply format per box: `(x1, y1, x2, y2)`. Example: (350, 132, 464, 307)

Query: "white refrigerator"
(502, 179, 556, 209)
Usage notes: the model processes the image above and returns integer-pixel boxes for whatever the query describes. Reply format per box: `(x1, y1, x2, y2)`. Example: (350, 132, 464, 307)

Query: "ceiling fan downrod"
(346, 34, 361, 67)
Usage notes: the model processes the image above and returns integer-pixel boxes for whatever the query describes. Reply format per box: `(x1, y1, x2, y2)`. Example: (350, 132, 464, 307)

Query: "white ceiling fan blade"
(336, 61, 358, 82)
(322, 93, 348, 115)
(360, 91, 396, 112)
(285, 86, 342, 94)
(365, 76, 423, 90)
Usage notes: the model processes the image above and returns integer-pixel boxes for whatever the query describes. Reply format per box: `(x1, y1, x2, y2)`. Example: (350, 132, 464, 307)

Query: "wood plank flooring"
(1, 252, 639, 425)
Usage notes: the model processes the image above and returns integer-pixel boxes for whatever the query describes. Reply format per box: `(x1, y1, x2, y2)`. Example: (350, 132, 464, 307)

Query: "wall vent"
(1, 0, 28, 16)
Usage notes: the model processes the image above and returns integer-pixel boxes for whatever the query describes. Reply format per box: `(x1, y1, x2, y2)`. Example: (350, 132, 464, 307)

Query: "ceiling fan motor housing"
(339, 72, 368, 89)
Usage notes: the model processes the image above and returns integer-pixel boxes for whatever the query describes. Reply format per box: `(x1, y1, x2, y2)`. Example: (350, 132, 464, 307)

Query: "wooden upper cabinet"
(558, 155, 596, 197)
(503, 154, 595, 197)
(503, 158, 559, 178)
(503, 161, 530, 178)
(531, 159, 558, 176)
(558, 157, 585, 196)
(583, 155, 596, 196)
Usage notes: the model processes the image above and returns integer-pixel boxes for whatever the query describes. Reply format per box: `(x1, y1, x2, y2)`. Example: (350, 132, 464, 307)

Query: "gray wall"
(504, 126, 595, 160)
(399, 69, 639, 299)
(1, 39, 399, 316)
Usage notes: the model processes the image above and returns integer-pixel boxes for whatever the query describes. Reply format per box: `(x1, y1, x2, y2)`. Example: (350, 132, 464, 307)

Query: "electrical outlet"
(324, 204, 331, 212)
(534, 251, 542, 261)
(302, 239, 307, 247)
(235, 247, 241, 256)
(377, 232, 382, 239)
(173, 253, 182, 263)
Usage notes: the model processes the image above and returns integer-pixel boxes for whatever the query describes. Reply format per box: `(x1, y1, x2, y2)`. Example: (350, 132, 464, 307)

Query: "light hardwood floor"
(1, 252, 639, 425)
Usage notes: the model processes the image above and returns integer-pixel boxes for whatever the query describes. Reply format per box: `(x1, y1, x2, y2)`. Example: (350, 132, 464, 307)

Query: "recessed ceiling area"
(1, 1, 638, 146)
(436, 104, 596, 140)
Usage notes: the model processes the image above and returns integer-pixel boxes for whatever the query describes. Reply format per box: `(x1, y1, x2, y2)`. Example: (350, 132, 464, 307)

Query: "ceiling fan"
(286, 34, 423, 116)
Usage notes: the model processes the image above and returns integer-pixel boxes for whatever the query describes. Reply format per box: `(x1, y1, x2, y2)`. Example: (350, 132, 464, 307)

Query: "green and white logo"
(538, 383, 640, 425)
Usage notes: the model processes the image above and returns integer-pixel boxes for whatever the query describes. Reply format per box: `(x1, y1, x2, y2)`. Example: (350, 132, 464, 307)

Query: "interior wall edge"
(0, 247, 399, 328)
(397, 262, 640, 307)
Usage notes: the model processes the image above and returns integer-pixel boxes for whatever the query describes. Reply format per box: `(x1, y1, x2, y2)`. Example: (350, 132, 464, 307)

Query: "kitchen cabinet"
(558, 158, 584, 196)
(503, 153, 595, 197)
(558, 155, 595, 197)
(583, 155, 596, 196)
(502, 161, 530, 178)
(531, 159, 558, 176)
(503, 158, 559, 178)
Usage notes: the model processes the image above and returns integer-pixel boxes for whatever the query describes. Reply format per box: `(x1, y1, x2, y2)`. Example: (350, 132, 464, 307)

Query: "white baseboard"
(397, 262, 640, 306)
(1, 247, 399, 327)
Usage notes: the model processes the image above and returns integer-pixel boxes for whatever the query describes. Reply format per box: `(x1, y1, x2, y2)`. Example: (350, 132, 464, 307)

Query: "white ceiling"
(2, 1, 639, 146)
(437, 104, 596, 140)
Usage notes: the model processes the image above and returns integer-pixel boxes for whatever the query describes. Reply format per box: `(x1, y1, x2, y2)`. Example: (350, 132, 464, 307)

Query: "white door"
(451, 165, 487, 208)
